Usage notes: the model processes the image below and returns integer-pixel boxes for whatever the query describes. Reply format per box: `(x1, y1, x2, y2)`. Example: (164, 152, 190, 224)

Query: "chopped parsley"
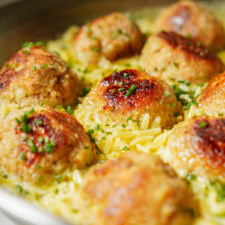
(45, 141, 56, 153)
(87, 129, 95, 143)
(2, 174, 8, 179)
(35, 119, 43, 126)
(186, 33, 192, 39)
(27, 139, 36, 153)
(22, 41, 45, 49)
(22, 135, 28, 141)
(41, 64, 48, 69)
(122, 146, 130, 151)
(16, 108, 34, 133)
(210, 180, 225, 202)
(16, 184, 29, 195)
(125, 12, 135, 21)
(123, 63, 131, 67)
(51, 50, 60, 56)
(126, 84, 137, 97)
(20, 152, 26, 161)
(55, 174, 61, 181)
(95, 124, 100, 130)
(199, 121, 206, 128)
(126, 117, 132, 122)
(39, 137, 44, 143)
(20, 123, 32, 133)
(87, 129, 94, 135)
(82, 88, 91, 97)
(186, 172, 196, 184)
(37, 165, 42, 170)
(38, 146, 43, 153)
(66, 106, 74, 115)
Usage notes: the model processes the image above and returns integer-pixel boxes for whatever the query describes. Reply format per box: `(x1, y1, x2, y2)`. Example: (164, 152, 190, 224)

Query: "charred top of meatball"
(100, 69, 161, 112)
(158, 31, 217, 60)
(15, 108, 83, 167)
(193, 117, 225, 167)
(0, 107, 96, 184)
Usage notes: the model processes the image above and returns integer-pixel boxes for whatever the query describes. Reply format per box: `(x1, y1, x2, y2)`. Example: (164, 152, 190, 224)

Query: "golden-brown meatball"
(72, 12, 144, 65)
(82, 69, 182, 129)
(140, 31, 224, 84)
(80, 151, 196, 225)
(0, 44, 80, 107)
(163, 116, 225, 180)
(155, 0, 225, 51)
(194, 72, 225, 117)
(0, 106, 96, 184)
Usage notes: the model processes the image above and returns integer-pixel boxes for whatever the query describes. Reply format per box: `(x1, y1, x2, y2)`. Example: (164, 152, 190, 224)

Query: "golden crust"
(73, 12, 144, 65)
(82, 69, 182, 129)
(0, 46, 80, 107)
(140, 31, 224, 84)
(155, 0, 225, 50)
(196, 71, 225, 116)
(164, 116, 225, 179)
(0, 106, 96, 184)
(81, 151, 196, 225)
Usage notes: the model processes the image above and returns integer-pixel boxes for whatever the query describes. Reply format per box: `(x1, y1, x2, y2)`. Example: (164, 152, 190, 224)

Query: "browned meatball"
(0, 106, 96, 184)
(155, 0, 225, 50)
(82, 69, 182, 129)
(0, 44, 80, 107)
(80, 151, 197, 225)
(164, 116, 225, 179)
(140, 31, 224, 84)
(72, 13, 144, 65)
(195, 71, 225, 117)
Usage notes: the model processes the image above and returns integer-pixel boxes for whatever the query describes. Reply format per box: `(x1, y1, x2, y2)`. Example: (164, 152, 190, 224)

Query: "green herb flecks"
(126, 84, 137, 97)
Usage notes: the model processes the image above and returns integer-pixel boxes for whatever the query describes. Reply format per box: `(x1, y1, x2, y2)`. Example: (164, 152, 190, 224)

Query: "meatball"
(194, 72, 225, 117)
(0, 106, 96, 184)
(72, 12, 144, 65)
(140, 31, 224, 84)
(163, 116, 225, 180)
(0, 44, 80, 108)
(155, 0, 225, 51)
(80, 151, 196, 225)
(82, 69, 182, 129)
